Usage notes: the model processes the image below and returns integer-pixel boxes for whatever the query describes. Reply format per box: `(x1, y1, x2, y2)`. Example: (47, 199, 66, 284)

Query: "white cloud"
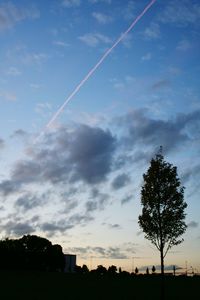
(62, 0, 81, 7)
(0, 90, 17, 102)
(159, 0, 200, 27)
(176, 39, 192, 51)
(0, 2, 39, 31)
(141, 52, 152, 61)
(122, 1, 136, 21)
(78, 33, 111, 47)
(53, 40, 70, 47)
(143, 23, 160, 40)
(89, 0, 112, 4)
(92, 12, 113, 24)
(21, 52, 49, 65)
(6, 67, 21, 76)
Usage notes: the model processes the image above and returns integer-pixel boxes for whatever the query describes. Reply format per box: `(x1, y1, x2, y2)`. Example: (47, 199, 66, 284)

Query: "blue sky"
(0, 0, 200, 272)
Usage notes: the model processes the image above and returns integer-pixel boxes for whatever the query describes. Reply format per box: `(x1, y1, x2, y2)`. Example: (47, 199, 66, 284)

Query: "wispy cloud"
(6, 67, 21, 76)
(141, 52, 152, 61)
(92, 12, 113, 24)
(62, 0, 81, 8)
(143, 22, 160, 40)
(89, 0, 112, 4)
(0, 90, 17, 102)
(0, 2, 39, 31)
(176, 39, 192, 51)
(187, 221, 198, 228)
(158, 0, 200, 27)
(53, 40, 70, 47)
(78, 32, 112, 47)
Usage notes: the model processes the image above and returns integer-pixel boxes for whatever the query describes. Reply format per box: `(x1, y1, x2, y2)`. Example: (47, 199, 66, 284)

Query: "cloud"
(0, 180, 19, 196)
(89, 0, 112, 4)
(78, 33, 111, 47)
(0, 138, 5, 149)
(62, 0, 81, 8)
(141, 52, 152, 61)
(15, 193, 46, 212)
(116, 109, 200, 153)
(0, 2, 39, 31)
(21, 52, 48, 65)
(0, 90, 17, 102)
(0, 221, 35, 236)
(151, 79, 171, 90)
(6, 67, 21, 76)
(67, 124, 116, 183)
(122, 1, 136, 21)
(143, 22, 160, 40)
(158, 0, 200, 27)
(85, 188, 109, 212)
(92, 12, 113, 24)
(107, 223, 121, 229)
(176, 39, 192, 51)
(187, 221, 198, 228)
(53, 40, 69, 47)
(40, 222, 73, 235)
(112, 173, 130, 190)
(65, 245, 129, 259)
(10, 129, 28, 140)
(121, 194, 132, 205)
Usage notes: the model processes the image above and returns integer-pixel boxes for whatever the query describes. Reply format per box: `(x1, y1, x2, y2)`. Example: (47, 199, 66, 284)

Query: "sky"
(0, 0, 200, 273)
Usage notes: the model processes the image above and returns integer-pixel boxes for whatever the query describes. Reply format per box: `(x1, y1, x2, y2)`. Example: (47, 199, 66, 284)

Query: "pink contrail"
(45, 0, 156, 131)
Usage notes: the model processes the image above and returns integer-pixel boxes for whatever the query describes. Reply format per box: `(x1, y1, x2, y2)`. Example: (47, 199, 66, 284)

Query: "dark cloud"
(187, 221, 198, 228)
(121, 194, 132, 205)
(0, 180, 19, 196)
(68, 213, 94, 226)
(65, 245, 128, 259)
(10, 129, 28, 140)
(85, 188, 110, 212)
(40, 222, 73, 234)
(15, 193, 45, 211)
(108, 223, 121, 229)
(0, 221, 35, 236)
(68, 125, 116, 184)
(112, 173, 130, 190)
(116, 109, 200, 153)
(0, 138, 5, 149)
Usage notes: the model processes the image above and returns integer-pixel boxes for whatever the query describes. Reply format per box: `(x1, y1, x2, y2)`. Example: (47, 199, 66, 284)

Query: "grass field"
(0, 270, 198, 299)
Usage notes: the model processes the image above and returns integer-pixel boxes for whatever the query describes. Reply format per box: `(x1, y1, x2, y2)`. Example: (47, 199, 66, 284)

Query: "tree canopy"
(138, 150, 187, 274)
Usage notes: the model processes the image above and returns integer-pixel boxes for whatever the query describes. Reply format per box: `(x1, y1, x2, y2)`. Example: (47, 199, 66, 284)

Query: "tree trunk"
(160, 246, 164, 276)
(160, 247, 165, 300)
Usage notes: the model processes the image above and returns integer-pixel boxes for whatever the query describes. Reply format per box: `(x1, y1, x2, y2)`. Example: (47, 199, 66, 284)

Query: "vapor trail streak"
(45, 0, 156, 131)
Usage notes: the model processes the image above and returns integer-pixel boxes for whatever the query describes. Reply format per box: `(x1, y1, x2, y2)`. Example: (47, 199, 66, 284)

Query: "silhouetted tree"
(0, 235, 64, 271)
(96, 265, 107, 275)
(82, 264, 89, 274)
(152, 265, 156, 274)
(135, 267, 139, 274)
(146, 267, 149, 275)
(138, 149, 187, 276)
(108, 265, 117, 275)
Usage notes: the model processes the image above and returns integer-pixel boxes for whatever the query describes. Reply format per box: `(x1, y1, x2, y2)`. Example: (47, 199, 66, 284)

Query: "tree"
(152, 265, 156, 274)
(138, 150, 187, 276)
(135, 267, 139, 274)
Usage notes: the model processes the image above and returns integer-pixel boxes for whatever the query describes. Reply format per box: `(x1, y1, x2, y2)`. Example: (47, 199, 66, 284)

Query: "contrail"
(43, 0, 156, 133)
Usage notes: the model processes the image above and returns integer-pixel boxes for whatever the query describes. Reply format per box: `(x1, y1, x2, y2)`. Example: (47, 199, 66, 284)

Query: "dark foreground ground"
(0, 270, 198, 300)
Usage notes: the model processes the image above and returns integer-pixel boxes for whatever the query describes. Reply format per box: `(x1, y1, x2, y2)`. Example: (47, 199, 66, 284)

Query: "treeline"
(0, 235, 65, 271)
(75, 264, 159, 277)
